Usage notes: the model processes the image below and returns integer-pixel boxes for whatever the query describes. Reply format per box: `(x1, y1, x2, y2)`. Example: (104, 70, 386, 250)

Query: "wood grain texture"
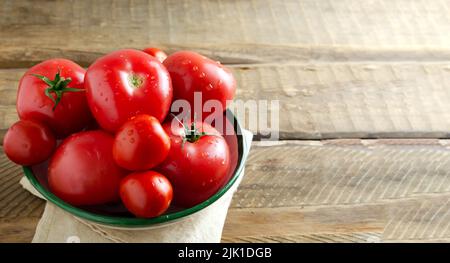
(1, 141, 450, 242)
(223, 141, 450, 242)
(223, 194, 450, 242)
(4, 62, 450, 141)
(232, 140, 450, 208)
(221, 232, 383, 243)
(0, 152, 44, 218)
(0, 218, 39, 243)
(2, 0, 450, 67)
(2, 0, 450, 243)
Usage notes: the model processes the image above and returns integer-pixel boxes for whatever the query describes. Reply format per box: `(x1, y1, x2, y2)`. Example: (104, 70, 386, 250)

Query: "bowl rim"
(23, 110, 246, 227)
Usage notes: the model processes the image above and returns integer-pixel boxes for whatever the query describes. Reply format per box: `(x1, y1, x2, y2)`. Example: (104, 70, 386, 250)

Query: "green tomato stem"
(32, 70, 84, 111)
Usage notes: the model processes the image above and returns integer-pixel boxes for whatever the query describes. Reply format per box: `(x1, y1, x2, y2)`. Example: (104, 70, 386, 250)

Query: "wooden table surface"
(1, 0, 450, 242)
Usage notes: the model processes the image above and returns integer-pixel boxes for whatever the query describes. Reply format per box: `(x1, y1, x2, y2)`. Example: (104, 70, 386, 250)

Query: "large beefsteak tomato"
(16, 59, 92, 138)
(84, 49, 172, 132)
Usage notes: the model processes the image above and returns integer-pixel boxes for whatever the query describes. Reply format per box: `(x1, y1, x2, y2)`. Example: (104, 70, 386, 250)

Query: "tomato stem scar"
(129, 74, 144, 89)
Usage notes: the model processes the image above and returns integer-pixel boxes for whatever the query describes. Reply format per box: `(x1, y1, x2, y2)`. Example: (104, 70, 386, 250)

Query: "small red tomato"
(163, 51, 236, 120)
(85, 49, 173, 132)
(120, 171, 173, 218)
(113, 114, 170, 171)
(142, 47, 168, 63)
(17, 59, 93, 138)
(3, 120, 56, 166)
(157, 120, 230, 207)
(48, 130, 126, 206)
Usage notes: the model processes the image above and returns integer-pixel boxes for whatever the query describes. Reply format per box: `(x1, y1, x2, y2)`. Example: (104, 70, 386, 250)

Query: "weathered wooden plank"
(233, 140, 450, 208)
(2, 0, 450, 67)
(3, 63, 450, 140)
(1, 141, 450, 242)
(6, 197, 449, 243)
(2, 197, 449, 243)
(0, 218, 39, 243)
(222, 194, 450, 243)
(221, 232, 383, 243)
(0, 154, 44, 218)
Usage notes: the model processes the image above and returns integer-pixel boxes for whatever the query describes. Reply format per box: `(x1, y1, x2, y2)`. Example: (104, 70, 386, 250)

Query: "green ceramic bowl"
(23, 111, 247, 228)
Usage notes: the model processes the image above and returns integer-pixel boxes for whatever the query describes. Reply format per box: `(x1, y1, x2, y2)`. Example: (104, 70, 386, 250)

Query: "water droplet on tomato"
(130, 138, 135, 143)
(192, 66, 198, 71)
(127, 129, 134, 136)
(199, 72, 206, 78)
(221, 160, 226, 165)
(206, 83, 213, 90)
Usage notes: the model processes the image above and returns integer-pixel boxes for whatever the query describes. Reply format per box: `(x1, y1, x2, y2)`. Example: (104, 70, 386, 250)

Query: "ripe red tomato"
(3, 120, 56, 166)
(85, 49, 173, 132)
(215, 114, 239, 184)
(113, 114, 170, 171)
(157, 120, 230, 207)
(48, 130, 126, 206)
(142, 47, 167, 63)
(120, 171, 173, 218)
(163, 51, 236, 120)
(16, 59, 93, 138)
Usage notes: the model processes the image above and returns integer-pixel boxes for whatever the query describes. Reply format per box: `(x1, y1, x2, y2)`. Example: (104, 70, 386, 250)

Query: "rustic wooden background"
(1, 0, 450, 242)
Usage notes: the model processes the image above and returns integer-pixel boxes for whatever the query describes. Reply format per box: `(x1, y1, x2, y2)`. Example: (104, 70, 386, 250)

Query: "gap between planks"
(4, 46, 450, 69)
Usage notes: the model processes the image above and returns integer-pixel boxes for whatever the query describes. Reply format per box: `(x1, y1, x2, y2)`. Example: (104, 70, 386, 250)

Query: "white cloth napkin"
(20, 129, 253, 243)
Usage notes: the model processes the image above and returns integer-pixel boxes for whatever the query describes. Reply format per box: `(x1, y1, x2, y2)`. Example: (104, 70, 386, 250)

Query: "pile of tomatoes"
(3, 48, 236, 218)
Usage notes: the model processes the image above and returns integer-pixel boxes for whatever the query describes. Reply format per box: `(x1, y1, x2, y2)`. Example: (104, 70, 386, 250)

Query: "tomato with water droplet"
(85, 49, 172, 132)
(48, 130, 126, 206)
(113, 114, 170, 171)
(163, 51, 236, 121)
(120, 171, 173, 218)
(142, 47, 168, 63)
(3, 120, 56, 166)
(157, 120, 230, 207)
(16, 59, 93, 138)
